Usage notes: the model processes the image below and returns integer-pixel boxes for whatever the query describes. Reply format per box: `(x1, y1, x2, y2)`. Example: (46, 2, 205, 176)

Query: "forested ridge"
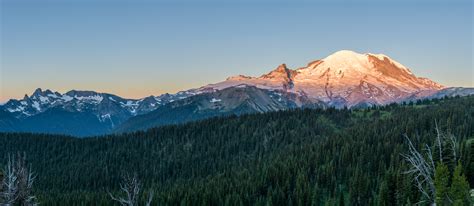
(0, 96, 473, 205)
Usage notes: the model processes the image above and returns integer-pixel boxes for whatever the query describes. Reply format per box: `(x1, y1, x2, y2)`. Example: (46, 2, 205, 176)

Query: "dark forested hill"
(0, 96, 473, 205)
(0, 110, 19, 132)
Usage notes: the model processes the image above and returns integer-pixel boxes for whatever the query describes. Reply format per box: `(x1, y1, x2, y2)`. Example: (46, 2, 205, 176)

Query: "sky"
(1, 0, 473, 102)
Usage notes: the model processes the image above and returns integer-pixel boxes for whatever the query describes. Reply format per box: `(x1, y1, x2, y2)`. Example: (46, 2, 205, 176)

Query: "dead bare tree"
(145, 191, 153, 206)
(434, 121, 458, 164)
(401, 123, 459, 205)
(435, 122, 443, 164)
(402, 135, 436, 203)
(14, 155, 37, 206)
(446, 132, 458, 164)
(0, 154, 37, 206)
(1, 155, 18, 205)
(109, 173, 153, 206)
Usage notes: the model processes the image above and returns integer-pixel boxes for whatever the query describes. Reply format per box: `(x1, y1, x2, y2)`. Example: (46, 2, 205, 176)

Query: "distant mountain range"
(0, 88, 196, 136)
(1, 50, 472, 136)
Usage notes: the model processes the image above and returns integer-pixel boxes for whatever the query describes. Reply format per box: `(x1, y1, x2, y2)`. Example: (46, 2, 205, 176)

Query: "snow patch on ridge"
(210, 98, 222, 103)
(74, 95, 103, 103)
(39, 96, 49, 103)
(62, 95, 74, 102)
(7, 106, 25, 113)
(32, 101, 41, 111)
(47, 94, 59, 98)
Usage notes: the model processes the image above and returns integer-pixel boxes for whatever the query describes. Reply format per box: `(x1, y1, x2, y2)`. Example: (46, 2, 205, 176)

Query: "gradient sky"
(1, 0, 473, 102)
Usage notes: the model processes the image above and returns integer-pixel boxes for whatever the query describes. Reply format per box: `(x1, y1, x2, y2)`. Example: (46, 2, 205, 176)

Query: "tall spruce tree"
(434, 162, 450, 205)
(449, 163, 470, 206)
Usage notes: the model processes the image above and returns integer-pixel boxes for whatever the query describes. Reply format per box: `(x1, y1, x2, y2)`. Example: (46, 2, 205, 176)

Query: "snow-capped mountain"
(114, 50, 474, 133)
(198, 50, 445, 107)
(5, 89, 157, 118)
(1, 50, 472, 136)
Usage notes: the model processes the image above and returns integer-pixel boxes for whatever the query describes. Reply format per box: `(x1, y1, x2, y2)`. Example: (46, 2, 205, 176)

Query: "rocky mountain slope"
(115, 85, 325, 133)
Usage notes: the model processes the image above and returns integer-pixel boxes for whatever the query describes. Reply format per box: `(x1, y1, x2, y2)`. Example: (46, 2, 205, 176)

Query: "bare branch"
(109, 173, 146, 206)
(401, 124, 462, 205)
(1, 155, 18, 205)
(448, 133, 457, 162)
(435, 121, 443, 163)
(145, 191, 153, 206)
(1, 154, 37, 206)
(402, 135, 435, 202)
(109, 191, 132, 206)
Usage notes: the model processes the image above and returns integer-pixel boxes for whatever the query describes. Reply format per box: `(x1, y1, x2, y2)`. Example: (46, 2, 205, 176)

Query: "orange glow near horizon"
(0, 81, 209, 103)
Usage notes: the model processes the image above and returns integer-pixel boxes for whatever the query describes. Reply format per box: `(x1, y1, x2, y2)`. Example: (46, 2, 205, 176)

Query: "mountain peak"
(327, 50, 363, 57)
(31, 88, 55, 97)
(226, 75, 253, 81)
(300, 50, 417, 78)
(65, 90, 100, 97)
(32, 88, 43, 96)
(321, 50, 369, 70)
(275, 63, 288, 71)
(260, 64, 293, 79)
(290, 50, 372, 78)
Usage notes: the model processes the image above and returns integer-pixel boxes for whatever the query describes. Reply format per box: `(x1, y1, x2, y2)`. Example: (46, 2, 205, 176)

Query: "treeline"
(0, 96, 473, 205)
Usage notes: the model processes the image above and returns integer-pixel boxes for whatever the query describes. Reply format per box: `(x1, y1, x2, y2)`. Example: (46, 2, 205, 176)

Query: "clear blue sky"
(1, 0, 472, 102)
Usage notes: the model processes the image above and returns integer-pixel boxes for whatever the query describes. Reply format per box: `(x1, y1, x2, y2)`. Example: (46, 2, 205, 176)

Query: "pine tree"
(323, 198, 333, 206)
(0, 170, 3, 197)
(404, 198, 411, 206)
(434, 162, 450, 205)
(449, 163, 470, 206)
(295, 172, 308, 206)
(338, 192, 344, 206)
(311, 184, 320, 206)
(376, 181, 388, 206)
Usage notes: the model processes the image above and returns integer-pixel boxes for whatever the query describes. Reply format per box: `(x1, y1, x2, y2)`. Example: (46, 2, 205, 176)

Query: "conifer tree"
(434, 162, 450, 205)
(377, 181, 389, 206)
(449, 163, 470, 206)
(338, 192, 344, 206)
(311, 184, 320, 206)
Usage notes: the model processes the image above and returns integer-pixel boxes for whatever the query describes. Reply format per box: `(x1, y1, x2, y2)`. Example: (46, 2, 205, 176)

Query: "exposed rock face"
(260, 64, 298, 90)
